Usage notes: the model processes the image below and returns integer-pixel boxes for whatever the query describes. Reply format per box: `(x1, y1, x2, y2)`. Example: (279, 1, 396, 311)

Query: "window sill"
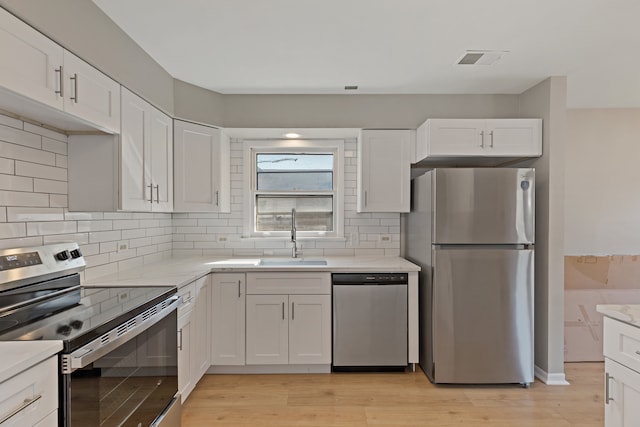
(240, 236, 346, 242)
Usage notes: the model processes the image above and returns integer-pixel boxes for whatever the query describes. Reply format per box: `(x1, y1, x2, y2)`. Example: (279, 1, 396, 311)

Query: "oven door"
(61, 297, 180, 427)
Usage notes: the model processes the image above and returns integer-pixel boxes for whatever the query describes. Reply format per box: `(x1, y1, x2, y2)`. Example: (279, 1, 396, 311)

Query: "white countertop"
(596, 304, 640, 328)
(0, 341, 62, 383)
(84, 256, 421, 288)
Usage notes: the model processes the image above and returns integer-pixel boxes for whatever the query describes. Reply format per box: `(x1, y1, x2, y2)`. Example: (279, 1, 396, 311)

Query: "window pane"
(256, 196, 333, 232)
(257, 171, 333, 191)
(256, 154, 333, 191)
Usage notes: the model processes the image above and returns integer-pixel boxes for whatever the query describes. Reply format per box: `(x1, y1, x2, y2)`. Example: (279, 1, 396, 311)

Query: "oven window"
(65, 311, 177, 427)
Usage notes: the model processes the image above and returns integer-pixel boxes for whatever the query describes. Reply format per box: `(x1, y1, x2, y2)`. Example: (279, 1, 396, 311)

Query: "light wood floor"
(182, 363, 603, 426)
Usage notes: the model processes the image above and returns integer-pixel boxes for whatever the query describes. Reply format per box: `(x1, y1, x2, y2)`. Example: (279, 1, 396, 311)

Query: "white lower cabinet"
(177, 275, 210, 403)
(604, 358, 640, 427)
(245, 272, 332, 366)
(0, 356, 58, 427)
(211, 273, 246, 365)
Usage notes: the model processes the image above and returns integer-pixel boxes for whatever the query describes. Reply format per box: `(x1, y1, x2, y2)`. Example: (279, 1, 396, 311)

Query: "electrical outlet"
(118, 291, 129, 302)
(379, 234, 391, 242)
(117, 242, 128, 252)
(218, 236, 227, 242)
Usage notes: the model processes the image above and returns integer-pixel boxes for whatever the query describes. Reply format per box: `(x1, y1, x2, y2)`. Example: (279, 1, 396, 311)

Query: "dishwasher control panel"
(332, 273, 408, 285)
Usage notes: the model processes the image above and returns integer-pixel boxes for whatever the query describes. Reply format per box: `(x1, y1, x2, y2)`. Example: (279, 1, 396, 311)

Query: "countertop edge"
(0, 340, 62, 384)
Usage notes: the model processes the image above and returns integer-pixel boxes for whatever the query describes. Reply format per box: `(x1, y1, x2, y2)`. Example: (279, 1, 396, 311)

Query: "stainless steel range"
(0, 243, 182, 427)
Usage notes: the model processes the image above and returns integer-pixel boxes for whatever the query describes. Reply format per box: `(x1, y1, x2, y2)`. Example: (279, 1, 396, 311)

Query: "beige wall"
(0, 0, 175, 114)
(565, 109, 640, 255)
(518, 77, 567, 379)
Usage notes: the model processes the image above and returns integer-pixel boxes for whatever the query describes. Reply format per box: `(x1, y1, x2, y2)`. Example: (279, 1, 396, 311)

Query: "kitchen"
(0, 1, 639, 426)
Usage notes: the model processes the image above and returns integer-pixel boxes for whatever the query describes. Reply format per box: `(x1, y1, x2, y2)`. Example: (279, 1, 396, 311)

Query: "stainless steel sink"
(259, 258, 328, 266)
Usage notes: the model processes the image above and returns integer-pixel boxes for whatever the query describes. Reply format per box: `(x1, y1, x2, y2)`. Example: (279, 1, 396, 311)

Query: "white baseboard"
(207, 364, 331, 374)
(535, 365, 570, 385)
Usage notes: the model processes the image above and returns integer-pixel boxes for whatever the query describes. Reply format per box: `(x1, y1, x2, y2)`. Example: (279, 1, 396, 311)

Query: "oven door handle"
(61, 294, 181, 374)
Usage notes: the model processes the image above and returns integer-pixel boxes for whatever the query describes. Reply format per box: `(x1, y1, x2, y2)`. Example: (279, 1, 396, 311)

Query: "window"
(244, 140, 344, 238)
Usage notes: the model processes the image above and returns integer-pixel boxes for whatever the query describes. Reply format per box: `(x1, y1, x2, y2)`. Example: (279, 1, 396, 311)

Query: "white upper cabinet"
(121, 88, 173, 212)
(0, 8, 120, 133)
(357, 129, 411, 213)
(0, 7, 63, 110)
(62, 50, 121, 133)
(174, 120, 230, 212)
(415, 118, 542, 164)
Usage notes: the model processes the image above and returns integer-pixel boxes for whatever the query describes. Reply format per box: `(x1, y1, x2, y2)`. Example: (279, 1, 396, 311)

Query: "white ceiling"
(93, 0, 640, 108)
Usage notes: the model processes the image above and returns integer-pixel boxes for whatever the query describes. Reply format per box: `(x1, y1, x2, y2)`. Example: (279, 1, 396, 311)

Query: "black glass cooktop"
(0, 286, 176, 352)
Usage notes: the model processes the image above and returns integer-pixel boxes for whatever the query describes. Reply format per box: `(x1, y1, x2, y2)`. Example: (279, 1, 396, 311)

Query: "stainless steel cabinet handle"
(182, 296, 193, 305)
(70, 73, 78, 103)
(55, 66, 64, 97)
(238, 280, 241, 298)
(291, 302, 295, 320)
(0, 394, 42, 424)
(154, 185, 160, 204)
(216, 190, 219, 206)
(364, 191, 368, 207)
(480, 130, 484, 147)
(178, 329, 183, 351)
(147, 184, 154, 203)
(605, 372, 614, 404)
(489, 130, 494, 148)
(282, 302, 285, 320)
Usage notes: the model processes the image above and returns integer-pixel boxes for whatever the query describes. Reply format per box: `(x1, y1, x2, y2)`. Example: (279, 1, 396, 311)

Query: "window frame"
(243, 139, 344, 239)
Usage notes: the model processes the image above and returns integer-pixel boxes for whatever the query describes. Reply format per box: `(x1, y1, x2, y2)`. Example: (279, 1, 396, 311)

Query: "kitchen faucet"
(291, 208, 302, 258)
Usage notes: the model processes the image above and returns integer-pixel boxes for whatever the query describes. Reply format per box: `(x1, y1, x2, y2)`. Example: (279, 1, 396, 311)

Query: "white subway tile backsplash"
(113, 219, 140, 230)
(0, 190, 49, 207)
(0, 174, 33, 192)
(0, 158, 15, 174)
(0, 141, 55, 166)
(0, 124, 41, 149)
(0, 115, 22, 129)
(27, 221, 77, 236)
(15, 161, 66, 181)
(55, 154, 67, 168)
(0, 208, 5, 222)
(0, 222, 26, 238)
(78, 220, 113, 232)
(43, 232, 89, 245)
(41, 137, 67, 155)
(79, 243, 100, 256)
(89, 230, 122, 243)
(7, 207, 64, 222)
(23, 123, 66, 142)
(100, 241, 118, 253)
(33, 178, 67, 194)
(49, 194, 68, 208)
(122, 228, 146, 239)
(0, 236, 43, 249)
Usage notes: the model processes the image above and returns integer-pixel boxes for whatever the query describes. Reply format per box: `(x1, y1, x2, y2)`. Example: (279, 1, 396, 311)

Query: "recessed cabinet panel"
(604, 358, 640, 427)
(120, 91, 150, 211)
(288, 294, 331, 364)
(246, 294, 289, 365)
(174, 121, 230, 212)
(211, 274, 245, 366)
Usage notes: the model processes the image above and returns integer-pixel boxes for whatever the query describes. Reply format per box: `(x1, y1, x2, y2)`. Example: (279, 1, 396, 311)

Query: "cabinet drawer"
(0, 356, 57, 427)
(177, 282, 196, 315)
(604, 317, 640, 372)
(247, 272, 331, 294)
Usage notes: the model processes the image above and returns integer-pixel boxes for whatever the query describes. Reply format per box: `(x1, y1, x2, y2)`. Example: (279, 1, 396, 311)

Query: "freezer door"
(432, 247, 534, 384)
(433, 168, 535, 244)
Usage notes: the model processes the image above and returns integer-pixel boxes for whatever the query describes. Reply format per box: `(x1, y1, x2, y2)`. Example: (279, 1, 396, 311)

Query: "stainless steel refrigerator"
(404, 168, 535, 385)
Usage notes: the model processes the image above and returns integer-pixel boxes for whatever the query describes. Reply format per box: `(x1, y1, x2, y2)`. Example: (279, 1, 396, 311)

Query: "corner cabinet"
(603, 316, 640, 426)
(68, 88, 173, 212)
(0, 7, 120, 133)
(415, 118, 542, 164)
(120, 88, 173, 212)
(177, 275, 210, 403)
(245, 272, 332, 366)
(174, 120, 230, 212)
(357, 129, 411, 213)
(210, 273, 246, 365)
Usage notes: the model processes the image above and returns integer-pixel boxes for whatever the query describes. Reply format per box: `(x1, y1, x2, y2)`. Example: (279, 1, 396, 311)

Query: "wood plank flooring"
(182, 363, 603, 426)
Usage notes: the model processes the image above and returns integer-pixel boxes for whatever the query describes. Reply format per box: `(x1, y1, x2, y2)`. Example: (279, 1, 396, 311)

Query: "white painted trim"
(207, 364, 331, 374)
(534, 365, 570, 385)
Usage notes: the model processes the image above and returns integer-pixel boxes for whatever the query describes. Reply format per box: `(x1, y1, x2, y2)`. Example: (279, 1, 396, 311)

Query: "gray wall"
(0, 0, 175, 114)
(518, 77, 567, 379)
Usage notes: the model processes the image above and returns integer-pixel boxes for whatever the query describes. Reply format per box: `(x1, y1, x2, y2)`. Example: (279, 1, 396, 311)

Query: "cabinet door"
(149, 108, 173, 212)
(426, 119, 486, 156)
(120, 88, 151, 211)
(177, 310, 193, 403)
(289, 294, 331, 364)
(191, 276, 210, 380)
(358, 129, 411, 213)
(0, 8, 64, 110)
(605, 358, 640, 427)
(246, 294, 288, 365)
(63, 50, 120, 133)
(211, 273, 245, 365)
(485, 119, 542, 156)
(174, 120, 230, 212)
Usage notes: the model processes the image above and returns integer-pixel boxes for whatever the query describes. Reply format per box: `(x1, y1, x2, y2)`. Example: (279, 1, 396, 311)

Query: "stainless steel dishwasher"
(332, 273, 408, 370)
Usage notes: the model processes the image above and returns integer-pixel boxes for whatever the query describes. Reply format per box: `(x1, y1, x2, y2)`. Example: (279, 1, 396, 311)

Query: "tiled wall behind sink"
(0, 113, 172, 282)
(172, 138, 401, 258)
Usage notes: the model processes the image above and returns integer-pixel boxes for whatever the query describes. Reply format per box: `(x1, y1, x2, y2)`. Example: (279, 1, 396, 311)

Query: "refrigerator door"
(432, 247, 534, 384)
(433, 168, 535, 244)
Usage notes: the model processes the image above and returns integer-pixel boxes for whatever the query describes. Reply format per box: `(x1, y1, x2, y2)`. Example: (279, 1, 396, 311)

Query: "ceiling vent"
(457, 50, 508, 65)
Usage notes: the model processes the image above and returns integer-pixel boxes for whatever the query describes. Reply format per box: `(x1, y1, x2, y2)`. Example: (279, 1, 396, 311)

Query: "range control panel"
(0, 252, 42, 271)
